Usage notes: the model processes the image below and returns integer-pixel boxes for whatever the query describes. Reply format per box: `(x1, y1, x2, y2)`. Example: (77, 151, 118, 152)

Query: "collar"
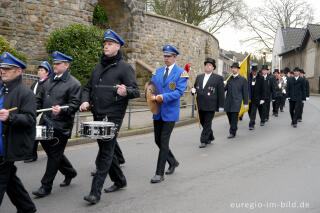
(295, 76, 299, 80)
(166, 63, 175, 71)
(51, 69, 70, 82)
(232, 73, 239, 78)
(204, 72, 212, 77)
(2, 75, 22, 91)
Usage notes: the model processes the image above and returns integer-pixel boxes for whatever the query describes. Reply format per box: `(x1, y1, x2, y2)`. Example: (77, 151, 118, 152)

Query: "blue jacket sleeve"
(162, 76, 187, 103)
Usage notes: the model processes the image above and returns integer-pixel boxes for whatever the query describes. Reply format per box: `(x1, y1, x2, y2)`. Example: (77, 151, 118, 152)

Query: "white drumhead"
(81, 121, 115, 126)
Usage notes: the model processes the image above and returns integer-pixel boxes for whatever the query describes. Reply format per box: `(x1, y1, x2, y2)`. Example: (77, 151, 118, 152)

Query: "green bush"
(46, 24, 105, 86)
(93, 5, 109, 29)
(0, 35, 27, 63)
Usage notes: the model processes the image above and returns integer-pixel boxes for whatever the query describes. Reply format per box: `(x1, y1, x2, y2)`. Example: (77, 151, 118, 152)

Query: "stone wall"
(137, 12, 219, 80)
(0, 0, 219, 85)
(0, 0, 99, 70)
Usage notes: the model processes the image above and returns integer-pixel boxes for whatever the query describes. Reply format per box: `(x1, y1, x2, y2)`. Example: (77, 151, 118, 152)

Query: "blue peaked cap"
(104, 29, 125, 46)
(0, 52, 27, 69)
(39, 61, 53, 74)
(162, 44, 179, 56)
(52, 51, 72, 64)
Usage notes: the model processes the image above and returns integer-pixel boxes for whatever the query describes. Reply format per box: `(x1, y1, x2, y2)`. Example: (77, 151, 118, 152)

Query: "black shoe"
(249, 126, 254, 130)
(84, 194, 100, 205)
(165, 161, 179, 175)
(227, 134, 235, 139)
(260, 122, 265, 126)
(293, 124, 297, 128)
(150, 175, 164, 183)
(104, 183, 127, 193)
(265, 119, 269, 122)
(24, 158, 37, 163)
(274, 114, 278, 117)
(60, 173, 77, 187)
(280, 109, 284, 112)
(199, 143, 207, 148)
(32, 186, 51, 197)
(298, 119, 302, 122)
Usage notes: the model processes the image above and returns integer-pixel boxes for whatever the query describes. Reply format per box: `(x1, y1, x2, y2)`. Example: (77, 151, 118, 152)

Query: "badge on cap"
(3, 54, 7, 58)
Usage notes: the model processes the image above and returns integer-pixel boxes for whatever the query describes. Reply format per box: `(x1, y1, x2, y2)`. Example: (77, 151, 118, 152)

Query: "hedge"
(0, 35, 27, 63)
(46, 24, 105, 86)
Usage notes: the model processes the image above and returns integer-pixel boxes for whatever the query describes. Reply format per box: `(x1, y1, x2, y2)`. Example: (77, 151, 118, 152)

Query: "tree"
(242, 0, 314, 51)
(147, 0, 245, 34)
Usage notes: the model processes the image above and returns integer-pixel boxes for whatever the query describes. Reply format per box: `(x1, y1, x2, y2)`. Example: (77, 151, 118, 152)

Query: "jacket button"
(2, 134, 4, 137)
(99, 79, 102, 82)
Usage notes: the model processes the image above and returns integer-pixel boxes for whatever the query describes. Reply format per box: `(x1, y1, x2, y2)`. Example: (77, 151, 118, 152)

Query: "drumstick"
(8, 107, 18, 112)
(37, 106, 69, 113)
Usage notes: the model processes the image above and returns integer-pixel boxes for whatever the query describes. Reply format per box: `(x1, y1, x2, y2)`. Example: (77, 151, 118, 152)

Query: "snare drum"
(35, 125, 54, 140)
(80, 121, 116, 140)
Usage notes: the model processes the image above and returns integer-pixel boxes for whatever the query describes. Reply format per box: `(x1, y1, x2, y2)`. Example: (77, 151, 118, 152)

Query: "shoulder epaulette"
(180, 71, 189, 78)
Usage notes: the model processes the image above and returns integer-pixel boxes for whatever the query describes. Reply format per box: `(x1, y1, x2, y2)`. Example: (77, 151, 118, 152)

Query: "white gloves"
(218, 108, 224, 112)
(191, 88, 196, 94)
(272, 99, 275, 102)
(260, 100, 265, 105)
(244, 105, 248, 109)
(223, 81, 227, 86)
(306, 97, 310, 101)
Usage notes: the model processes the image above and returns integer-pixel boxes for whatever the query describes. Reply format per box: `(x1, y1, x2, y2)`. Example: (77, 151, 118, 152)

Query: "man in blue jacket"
(150, 45, 188, 183)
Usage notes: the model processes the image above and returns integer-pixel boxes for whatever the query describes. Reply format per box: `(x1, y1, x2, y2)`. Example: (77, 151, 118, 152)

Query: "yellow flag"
(226, 55, 251, 118)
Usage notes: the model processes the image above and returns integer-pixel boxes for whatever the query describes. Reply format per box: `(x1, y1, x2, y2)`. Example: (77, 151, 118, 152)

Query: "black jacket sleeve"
(61, 80, 82, 116)
(306, 79, 310, 98)
(123, 65, 140, 99)
(81, 68, 95, 103)
(4, 90, 36, 128)
(242, 78, 249, 105)
(217, 75, 225, 108)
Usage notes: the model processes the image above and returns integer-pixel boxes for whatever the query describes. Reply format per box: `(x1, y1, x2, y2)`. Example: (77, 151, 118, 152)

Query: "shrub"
(93, 4, 109, 29)
(0, 35, 27, 63)
(46, 24, 105, 85)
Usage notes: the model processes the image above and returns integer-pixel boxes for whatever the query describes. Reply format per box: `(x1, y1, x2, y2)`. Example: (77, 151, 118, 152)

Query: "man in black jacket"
(25, 61, 52, 163)
(224, 62, 249, 138)
(192, 58, 225, 148)
(0, 52, 37, 213)
(260, 65, 274, 126)
(272, 69, 282, 117)
(80, 29, 140, 204)
(33, 51, 81, 197)
(297, 69, 309, 122)
(248, 65, 265, 130)
(286, 67, 306, 128)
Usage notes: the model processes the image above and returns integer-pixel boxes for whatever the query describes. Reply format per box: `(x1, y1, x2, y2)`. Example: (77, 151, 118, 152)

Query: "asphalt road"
(2, 97, 320, 213)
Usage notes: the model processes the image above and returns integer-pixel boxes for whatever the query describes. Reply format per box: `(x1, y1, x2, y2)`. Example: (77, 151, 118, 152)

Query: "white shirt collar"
(295, 76, 299, 80)
(55, 73, 63, 79)
(164, 63, 175, 76)
(202, 72, 212, 89)
(205, 72, 212, 77)
(233, 73, 239, 77)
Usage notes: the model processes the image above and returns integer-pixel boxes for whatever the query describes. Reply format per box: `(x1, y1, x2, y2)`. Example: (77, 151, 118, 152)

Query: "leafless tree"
(147, 0, 245, 34)
(242, 0, 314, 52)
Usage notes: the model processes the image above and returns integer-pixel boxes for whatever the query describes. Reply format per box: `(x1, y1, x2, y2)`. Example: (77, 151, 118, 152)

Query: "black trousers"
(298, 102, 304, 120)
(272, 97, 281, 115)
(90, 116, 126, 199)
(289, 100, 302, 125)
(249, 102, 264, 127)
(226, 112, 239, 135)
(279, 94, 286, 110)
(0, 159, 36, 213)
(28, 140, 39, 160)
(40, 131, 77, 190)
(265, 99, 271, 120)
(153, 118, 177, 176)
(199, 110, 215, 143)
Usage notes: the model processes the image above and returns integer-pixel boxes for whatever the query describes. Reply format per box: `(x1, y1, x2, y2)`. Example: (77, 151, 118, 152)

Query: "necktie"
(163, 67, 169, 82)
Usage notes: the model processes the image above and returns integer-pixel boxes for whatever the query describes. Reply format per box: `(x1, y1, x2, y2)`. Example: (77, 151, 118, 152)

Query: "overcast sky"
(214, 0, 320, 55)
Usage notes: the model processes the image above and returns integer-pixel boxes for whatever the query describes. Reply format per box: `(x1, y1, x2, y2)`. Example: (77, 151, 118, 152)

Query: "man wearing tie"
(149, 45, 188, 183)
(192, 58, 225, 148)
